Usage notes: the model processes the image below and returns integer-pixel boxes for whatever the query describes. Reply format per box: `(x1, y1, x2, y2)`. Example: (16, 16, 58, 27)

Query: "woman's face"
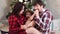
(26, 12, 31, 18)
(19, 6, 24, 15)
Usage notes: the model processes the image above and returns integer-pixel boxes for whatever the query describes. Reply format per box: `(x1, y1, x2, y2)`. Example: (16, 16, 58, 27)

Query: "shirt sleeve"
(35, 11, 53, 32)
(8, 16, 21, 31)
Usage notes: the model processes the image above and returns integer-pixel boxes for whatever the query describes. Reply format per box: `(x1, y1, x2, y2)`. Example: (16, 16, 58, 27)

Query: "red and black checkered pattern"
(8, 15, 26, 34)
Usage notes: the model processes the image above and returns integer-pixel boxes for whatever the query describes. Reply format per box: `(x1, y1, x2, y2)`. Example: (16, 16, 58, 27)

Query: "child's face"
(26, 12, 31, 18)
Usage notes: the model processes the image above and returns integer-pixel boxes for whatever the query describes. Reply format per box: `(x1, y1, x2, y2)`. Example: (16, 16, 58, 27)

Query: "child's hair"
(24, 10, 33, 16)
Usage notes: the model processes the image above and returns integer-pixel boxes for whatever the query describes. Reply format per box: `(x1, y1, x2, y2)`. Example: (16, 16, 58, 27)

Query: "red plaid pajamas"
(8, 15, 26, 34)
(35, 10, 53, 34)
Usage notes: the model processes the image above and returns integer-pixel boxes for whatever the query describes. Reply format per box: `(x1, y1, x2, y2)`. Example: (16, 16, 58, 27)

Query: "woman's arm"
(21, 13, 35, 29)
(21, 20, 35, 29)
(25, 14, 35, 25)
(25, 20, 35, 28)
(28, 13, 35, 21)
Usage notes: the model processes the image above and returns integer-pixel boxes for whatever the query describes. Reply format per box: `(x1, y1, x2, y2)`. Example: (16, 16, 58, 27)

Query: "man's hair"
(33, 0, 45, 8)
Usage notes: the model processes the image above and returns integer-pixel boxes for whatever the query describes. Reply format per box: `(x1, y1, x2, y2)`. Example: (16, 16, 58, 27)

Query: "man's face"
(34, 4, 43, 12)
(34, 5, 38, 10)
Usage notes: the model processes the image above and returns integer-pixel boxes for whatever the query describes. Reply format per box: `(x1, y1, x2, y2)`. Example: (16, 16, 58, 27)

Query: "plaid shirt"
(35, 9, 53, 34)
(8, 15, 26, 34)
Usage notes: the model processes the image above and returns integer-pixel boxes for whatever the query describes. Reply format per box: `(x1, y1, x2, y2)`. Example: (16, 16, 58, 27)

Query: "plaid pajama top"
(8, 15, 26, 34)
(35, 9, 53, 34)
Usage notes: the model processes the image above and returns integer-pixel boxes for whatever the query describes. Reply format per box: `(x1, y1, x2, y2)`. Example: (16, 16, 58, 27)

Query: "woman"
(8, 2, 26, 34)
(23, 10, 42, 34)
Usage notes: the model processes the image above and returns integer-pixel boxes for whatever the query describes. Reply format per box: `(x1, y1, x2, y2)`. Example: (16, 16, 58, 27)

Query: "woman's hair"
(12, 2, 25, 17)
(24, 10, 33, 17)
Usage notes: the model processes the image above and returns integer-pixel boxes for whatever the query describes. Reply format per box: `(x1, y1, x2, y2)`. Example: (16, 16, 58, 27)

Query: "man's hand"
(34, 10, 40, 18)
(34, 10, 39, 14)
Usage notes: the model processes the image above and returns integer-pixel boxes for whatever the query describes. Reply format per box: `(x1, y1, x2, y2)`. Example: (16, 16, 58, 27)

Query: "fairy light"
(19, 0, 23, 2)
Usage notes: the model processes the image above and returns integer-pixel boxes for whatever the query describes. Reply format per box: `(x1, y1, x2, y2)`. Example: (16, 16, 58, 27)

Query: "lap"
(26, 27, 42, 34)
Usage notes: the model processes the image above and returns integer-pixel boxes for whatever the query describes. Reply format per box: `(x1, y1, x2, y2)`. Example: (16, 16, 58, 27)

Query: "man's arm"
(35, 11, 52, 31)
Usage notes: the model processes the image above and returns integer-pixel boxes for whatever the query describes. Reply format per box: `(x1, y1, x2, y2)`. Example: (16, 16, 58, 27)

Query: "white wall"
(53, 19, 60, 34)
(0, 0, 12, 19)
(46, 0, 60, 34)
(46, 0, 60, 19)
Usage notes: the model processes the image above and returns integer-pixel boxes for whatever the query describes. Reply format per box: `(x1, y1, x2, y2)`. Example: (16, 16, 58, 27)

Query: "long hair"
(12, 2, 25, 18)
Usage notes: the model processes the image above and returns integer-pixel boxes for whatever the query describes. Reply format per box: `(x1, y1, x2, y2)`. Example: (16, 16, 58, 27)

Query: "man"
(33, 0, 53, 34)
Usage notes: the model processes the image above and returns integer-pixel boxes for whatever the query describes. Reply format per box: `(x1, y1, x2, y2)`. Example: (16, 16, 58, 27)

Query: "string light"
(19, 0, 23, 2)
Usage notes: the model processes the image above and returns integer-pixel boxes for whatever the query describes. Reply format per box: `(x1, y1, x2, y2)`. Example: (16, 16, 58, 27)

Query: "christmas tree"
(6, 0, 47, 19)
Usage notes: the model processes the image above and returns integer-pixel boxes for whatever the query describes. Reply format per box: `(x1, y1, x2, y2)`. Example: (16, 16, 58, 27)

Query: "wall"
(0, 0, 60, 19)
(46, 0, 60, 34)
(46, 0, 60, 19)
(0, 0, 12, 20)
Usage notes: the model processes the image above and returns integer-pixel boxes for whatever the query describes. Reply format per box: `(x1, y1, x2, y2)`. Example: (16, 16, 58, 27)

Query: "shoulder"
(43, 10, 52, 16)
(43, 10, 53, 19)
(8, 15, 18, 21)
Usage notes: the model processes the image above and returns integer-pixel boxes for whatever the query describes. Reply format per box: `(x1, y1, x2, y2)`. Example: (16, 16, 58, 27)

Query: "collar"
(42, 8, 46, 13)
(39, 8, 46, 15)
